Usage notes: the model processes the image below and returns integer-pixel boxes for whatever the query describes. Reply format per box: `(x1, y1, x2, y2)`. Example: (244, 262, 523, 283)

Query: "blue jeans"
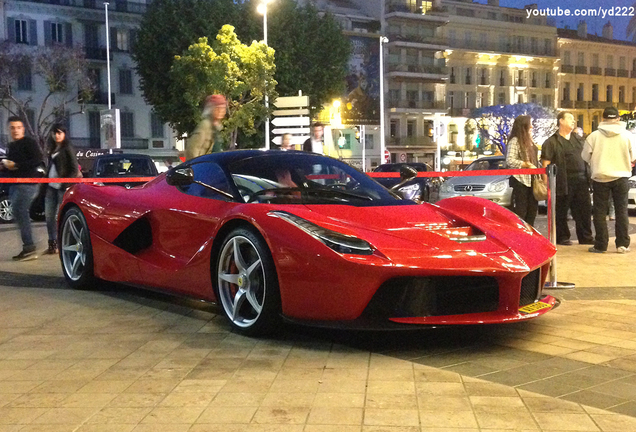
(9, 184, 38, 251)
(45, 186, 66, 242)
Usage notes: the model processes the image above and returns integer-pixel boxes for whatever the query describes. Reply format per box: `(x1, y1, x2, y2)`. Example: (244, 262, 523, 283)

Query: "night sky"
(502, 0, 634, 42)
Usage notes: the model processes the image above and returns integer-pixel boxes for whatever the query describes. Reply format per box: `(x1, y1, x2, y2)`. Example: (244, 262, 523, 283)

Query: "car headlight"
(629, 179, 636, 189)
(398, 183, 421, 200)
(488, 180, 508, 193)
(269, 211, 374, 255)
(440, 182, 453, 194)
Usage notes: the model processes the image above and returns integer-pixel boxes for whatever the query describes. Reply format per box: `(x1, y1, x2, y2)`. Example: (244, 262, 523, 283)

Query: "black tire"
(213, 227, 281, 336)
(59, 207, 98, 289)
(0, 194, 14, 224)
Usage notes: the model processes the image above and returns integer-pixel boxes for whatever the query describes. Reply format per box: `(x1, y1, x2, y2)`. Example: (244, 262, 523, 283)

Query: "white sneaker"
(617, 246, 630, 254)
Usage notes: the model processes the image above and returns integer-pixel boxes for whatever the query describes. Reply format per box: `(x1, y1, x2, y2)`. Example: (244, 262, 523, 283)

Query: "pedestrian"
(1, 116, 43, 261)
(302, 122, 324, 154)
(164, 158, 174, 170)
(43, 124, 79, 255)
(541, 111, 594, 245)
(581, 106, 636, 253)
(281, 133, 293, 151)
(506, 115, 539, 226)
(185, 94, 227, 161)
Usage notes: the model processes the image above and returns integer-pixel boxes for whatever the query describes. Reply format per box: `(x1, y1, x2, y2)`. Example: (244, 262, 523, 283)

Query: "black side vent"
(363, 276, 499, 319)
(519, 269, 541, 306)
(113, 218, 152, 254)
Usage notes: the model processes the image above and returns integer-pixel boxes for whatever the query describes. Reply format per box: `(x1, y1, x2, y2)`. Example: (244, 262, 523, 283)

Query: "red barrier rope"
(0, 177, 156, 184)
(367, 168, 546, 178)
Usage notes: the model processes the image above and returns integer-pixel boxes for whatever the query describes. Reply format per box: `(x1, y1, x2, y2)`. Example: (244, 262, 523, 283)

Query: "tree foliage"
(0, 42, 93, 148)
(132, 0, 350, 139)
(170, 26, 277, 144)
(471, 103, 558, 154)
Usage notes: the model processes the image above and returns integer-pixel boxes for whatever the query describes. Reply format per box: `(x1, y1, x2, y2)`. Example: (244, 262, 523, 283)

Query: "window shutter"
(7, 18, 15, 43)
(44, 21, 52, 46)
(65, 23, 73, 47)
(28, 19, 37, 46)
(110, 27, 117, 50)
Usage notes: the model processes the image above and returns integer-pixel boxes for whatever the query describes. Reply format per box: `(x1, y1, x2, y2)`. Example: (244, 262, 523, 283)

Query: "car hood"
(443, 174, 509, 185)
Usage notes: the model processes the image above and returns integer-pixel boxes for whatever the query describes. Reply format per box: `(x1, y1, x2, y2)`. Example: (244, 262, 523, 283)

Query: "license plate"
(519, 302, 552, 314)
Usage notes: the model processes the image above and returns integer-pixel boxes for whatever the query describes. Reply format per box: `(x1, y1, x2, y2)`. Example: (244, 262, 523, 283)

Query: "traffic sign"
(272, 135, 309, 146)
(274, 96, 309, 108)
(271, 117, 311, 127)
(384, 150, 390, 163)
(271, 127, 311, 135)
(272, 108, 310, 116)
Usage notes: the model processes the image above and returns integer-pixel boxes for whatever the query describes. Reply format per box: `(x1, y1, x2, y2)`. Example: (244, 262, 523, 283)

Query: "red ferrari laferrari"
(58, 150, 558, 335)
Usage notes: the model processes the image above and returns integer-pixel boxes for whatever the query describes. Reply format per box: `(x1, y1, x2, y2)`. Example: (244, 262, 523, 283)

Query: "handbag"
(532, 175, 548, 201)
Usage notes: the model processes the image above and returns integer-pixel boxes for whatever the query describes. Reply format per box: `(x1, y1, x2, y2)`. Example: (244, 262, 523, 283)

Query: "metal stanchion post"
(545, 164, 575, 289)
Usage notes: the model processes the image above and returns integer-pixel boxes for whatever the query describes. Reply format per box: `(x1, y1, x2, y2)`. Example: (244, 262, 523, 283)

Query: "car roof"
(190, 150, 332, 166)
(95, 153, 154, 160)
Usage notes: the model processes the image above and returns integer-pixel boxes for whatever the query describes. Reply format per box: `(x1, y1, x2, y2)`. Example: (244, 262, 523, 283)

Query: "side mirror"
(399, 165, 418, 183)
(166, 167, 194, 187)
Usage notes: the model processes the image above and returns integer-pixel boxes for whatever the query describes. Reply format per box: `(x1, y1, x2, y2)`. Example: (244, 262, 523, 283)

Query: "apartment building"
(443, 0, 558, 151)
(558, 21, 636, 134)
(0, 0, 177, 159)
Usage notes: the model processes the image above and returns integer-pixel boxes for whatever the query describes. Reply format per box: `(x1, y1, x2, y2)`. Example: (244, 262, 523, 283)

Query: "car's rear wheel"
(215, 228, 281, 336)
(0, 195, 13, 223)
(60, 207, 97, 289)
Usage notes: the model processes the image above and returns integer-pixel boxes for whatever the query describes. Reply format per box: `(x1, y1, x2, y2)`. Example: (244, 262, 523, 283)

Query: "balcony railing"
(121, 138, 148, 149)
(386, 1, 447, 15)
(590, 67, 602, 75)
(20, 0, 146, 13)
(575, 101, 588, 108)
(449, 108, 473, 117)
(388, 64, 448, 75)
(631, 70, 636, 78)
(617, 69, 629, 78)
(560, 100, 573, 108)
(389, 100, 447, 110)
(387, 33, 447, 47)
(561, 65, 574, 73)
(617, 102, 631, 110)
(575, 66, 587, 74)
(84, 46, 108, 61)
(589, 101, 614, 109)
(447, 40, 555, 57)
(605, 68, 616, 76)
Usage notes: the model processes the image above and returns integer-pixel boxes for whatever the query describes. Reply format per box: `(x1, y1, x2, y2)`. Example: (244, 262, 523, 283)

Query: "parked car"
(438, 156, 513, 207)
(58, 150, 558, 336)
(373, 162, 435, 202)
(629, 175, 636, 212)
(91, 154, 158, 188)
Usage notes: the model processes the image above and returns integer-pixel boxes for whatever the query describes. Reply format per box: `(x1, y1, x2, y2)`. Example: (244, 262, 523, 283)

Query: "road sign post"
(271, 95, 310, 150)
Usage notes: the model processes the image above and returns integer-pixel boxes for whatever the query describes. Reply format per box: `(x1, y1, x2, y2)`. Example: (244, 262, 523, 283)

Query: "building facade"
(557, 21, 636, 134)
(0, 0, 177, 160)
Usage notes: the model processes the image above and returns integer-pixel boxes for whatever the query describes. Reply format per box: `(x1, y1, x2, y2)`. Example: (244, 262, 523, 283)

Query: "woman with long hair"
(43, 124, 79, 254)
(506, 115, 539, 225)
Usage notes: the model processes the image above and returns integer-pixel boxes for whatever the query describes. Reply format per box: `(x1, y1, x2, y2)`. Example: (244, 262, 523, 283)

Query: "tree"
(471, 103, 558, 154)
(132, 0, 350, 138)
(0, 42, 94, 148)
(169, 26, 277, 145)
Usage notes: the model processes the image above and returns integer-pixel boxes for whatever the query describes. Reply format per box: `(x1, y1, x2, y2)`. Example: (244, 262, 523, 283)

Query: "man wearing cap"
(581, 106, 636, 253)
(185, 94, 227, 161)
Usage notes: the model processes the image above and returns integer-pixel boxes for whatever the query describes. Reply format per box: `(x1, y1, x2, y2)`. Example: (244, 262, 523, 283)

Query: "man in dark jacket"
(302, 122, 324, 154)
(541, 111, 594, 246)
(1, 116, 43, 261)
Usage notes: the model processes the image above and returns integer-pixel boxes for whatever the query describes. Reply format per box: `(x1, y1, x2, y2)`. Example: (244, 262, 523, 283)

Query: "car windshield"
(227, 153, 412, 206)
(465, 159, 506, 171)
(95, 157, 155, 177)
(374, 164, 428, 173)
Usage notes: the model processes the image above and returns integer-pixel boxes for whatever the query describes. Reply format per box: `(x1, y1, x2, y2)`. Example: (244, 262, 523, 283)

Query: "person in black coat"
(44, 124, 79, 254)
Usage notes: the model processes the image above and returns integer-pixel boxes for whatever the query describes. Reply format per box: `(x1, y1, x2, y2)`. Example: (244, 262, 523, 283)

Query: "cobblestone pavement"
(0, 220, 634, 431)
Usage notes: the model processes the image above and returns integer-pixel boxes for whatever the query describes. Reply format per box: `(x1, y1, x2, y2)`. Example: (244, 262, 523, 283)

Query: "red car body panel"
(60, 161, 558, 327)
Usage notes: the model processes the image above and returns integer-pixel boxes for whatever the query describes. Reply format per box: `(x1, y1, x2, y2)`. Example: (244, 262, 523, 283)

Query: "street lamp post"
(258, 1, 272, 150)
(379, 36, 388, 165)
(104, 2, 111, 110)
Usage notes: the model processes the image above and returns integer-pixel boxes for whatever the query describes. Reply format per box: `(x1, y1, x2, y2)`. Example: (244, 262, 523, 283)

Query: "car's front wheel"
(214, 227, 281, 336)
(60, 207, 97, 289)
(0, 194, 14, 223)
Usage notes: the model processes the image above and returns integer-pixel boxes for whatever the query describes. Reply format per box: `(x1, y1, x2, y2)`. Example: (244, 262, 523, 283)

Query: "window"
(390, 119, 398, 138)
(15, 19, 28, 44)
(578, 115, 584, 129)
(515, 36, 524, 53)
(119, 69, 133, 95)
(151, 113, 164, 138)
(406, 90, 418, 107)
(620, 56, 626, 71)
(498, 92, 505, 105)
(531, 71, 537, 88)
(530, 94, 537, 104)
(592, 84, 599, 101)
(465, 68, 471, 85)
(449, 67, 456, 84)
(499, 70, 505, 86)
(499, 35, 508, 52)
(592, 53, 599, 68)
(619, 86, 625, 103)
(17, 62, 32, 91)
(531, 37, 538, 54)
(51, 22, 63, 44)
(406, 120, 416, 137)
(592, 115, 599, 131)
(517, 94, 524, 104)
(542, 94, 551, 107)
(563, 82, 570, 101)
(563, 51, 571, 66)
(606, 85, 613, 102)
(480, 68, 487, 85)
(545, 72, 551, 88)
(120, 112, 134, 138)
(117, 29, 129, 52)
(607, 55, 614, 69)
(633, 87, 636, 103)
(577, 83, 584, 101)
(516, 70, 524, 86)
(544, 39, 552, 55)
(577, 52, 585, 67)
(388, 89, 399, 102)
(180, 163, 232, 200)
(448, 91, 455, 108)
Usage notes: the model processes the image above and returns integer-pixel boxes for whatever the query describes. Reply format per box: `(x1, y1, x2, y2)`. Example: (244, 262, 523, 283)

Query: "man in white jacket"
(581, 106, 636, 253)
